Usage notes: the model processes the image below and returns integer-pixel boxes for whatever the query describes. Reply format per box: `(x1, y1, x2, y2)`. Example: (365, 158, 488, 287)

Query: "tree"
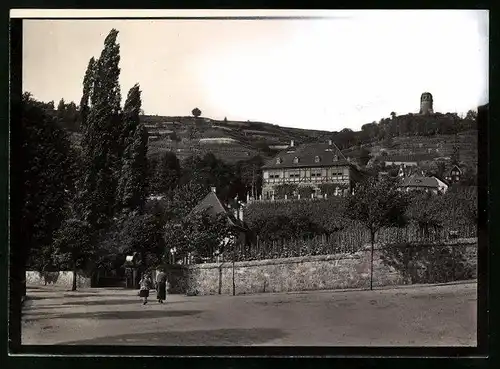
(19, 93, 77, 272)
(116, 84, 149, 213)
(298, 186, 315, 198)
(236, 155, 265, 199)
(153, 151, 181, 197)
(53, 218, 95, 291)
(118, 83, 142, 158)
(346, 177, 409, 290)
(390, 112, 397, 120)
(358, 147, 372, 166)
(114, 212, 166, 270)
(451, 144, 460, 166)
(163, 208, 237, 264)
(180, 153, 238, 203)
(465, 109, 477, 122)
(192, 107, 202, 118)
(318, 183, 338, 197)
(56, 98, 66, 121)
(76, 29, 123, 229)
(167, 181, 210, 220)
(185, 211, 237, 259)
(79, 57, 96, 131)
(275, 183, 298, 199)
(436, 161, 447, 179)
(405, 192, 446, 239)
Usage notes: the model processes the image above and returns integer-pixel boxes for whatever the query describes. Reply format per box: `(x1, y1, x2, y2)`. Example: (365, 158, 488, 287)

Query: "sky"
(22, 10, 489, 131)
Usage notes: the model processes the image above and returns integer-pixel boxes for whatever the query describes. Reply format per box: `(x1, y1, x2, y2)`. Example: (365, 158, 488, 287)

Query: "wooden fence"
(210, 223, 477, 263)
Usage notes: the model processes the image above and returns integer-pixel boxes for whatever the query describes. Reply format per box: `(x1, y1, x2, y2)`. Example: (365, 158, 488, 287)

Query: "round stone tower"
(419, 92, 434, 115)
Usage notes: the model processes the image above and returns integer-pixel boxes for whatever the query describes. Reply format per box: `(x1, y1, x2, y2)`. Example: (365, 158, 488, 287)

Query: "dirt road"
(21, 282, 477, 346)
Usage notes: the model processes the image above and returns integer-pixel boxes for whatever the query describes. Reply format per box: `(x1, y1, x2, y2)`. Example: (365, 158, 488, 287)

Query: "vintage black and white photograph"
(11, 9, 488, 349)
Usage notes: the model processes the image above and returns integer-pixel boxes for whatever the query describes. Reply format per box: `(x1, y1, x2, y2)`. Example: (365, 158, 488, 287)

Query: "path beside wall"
(26, 271, 92, 289)
(183, 239, 477, 296)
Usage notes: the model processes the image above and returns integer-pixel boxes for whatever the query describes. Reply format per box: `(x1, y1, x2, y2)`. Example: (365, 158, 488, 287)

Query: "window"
(269, 173, 280, 179)
(293, 157, 300, 164)
(289, 173, 300, 178)
(314, 156, 321, 163)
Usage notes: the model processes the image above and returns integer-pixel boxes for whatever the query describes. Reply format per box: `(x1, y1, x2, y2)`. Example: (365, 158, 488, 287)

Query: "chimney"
(290, 140, 294, 147)
(211, 186, 216, 193)
(328, 140, 332, 146)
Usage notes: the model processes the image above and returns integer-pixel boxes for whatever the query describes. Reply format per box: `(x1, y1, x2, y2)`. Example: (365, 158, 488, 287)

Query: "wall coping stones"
(187, 252, 363, 270)
(361, 238, 477, 251)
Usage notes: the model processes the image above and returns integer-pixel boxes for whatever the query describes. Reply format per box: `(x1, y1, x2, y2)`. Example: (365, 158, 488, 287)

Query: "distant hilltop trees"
(329, 110, 477, 151)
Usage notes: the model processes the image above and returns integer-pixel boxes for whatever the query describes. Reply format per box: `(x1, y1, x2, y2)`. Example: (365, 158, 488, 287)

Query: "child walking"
(139, 274, 153, 305)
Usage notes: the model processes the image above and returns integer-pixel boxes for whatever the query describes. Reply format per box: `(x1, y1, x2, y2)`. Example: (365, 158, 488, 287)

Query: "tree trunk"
(370, 231, 375, 291)
(72, 263, 77, 291)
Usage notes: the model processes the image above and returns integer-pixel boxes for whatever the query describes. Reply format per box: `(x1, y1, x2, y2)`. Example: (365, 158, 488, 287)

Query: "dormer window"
(276, 157, 283, 164)
(333, 155, 338, 161)
(293, 157, 300, 164)
(314, 156, 321, 163)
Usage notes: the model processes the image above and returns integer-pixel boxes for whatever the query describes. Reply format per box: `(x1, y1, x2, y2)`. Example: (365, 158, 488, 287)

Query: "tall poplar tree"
(116, 84, 149, 213)
(77, 29, 122, 229)
(79, 57, 96, 131)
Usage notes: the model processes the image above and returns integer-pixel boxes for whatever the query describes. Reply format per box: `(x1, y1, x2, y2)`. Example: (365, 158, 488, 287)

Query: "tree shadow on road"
(23, 309, 202, 322)
(61, 299, 148, 306)
(63, 294, 101, 298)
(62, 328, 286, 346)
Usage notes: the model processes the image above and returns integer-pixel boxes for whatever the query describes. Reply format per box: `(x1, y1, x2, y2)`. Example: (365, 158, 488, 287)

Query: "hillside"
(143, 115, 330, 163)
(141, 115, 478, 168)
(61, 105, 477, 169)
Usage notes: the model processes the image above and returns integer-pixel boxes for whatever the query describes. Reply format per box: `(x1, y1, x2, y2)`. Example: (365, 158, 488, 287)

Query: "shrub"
(244, 197, 350, 239)
(380, 243, 476, 284)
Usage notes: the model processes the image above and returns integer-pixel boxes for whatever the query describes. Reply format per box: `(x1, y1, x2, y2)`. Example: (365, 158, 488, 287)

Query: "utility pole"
(232, 242, 236, 296)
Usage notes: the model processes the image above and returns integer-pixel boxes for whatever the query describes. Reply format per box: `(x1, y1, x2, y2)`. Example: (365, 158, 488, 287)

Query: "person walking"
(138, 274, 153, 305)
(156, 267, 167, 304)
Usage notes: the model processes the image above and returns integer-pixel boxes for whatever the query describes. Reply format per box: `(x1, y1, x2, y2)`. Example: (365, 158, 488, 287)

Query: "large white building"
(261, 140, 362, 199)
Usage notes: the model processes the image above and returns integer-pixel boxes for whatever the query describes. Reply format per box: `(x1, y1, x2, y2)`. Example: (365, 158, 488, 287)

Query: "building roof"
(189, 191, 247, 230)
(190, 191, 227, 217)
(400, 175, 443, 189)
(382, 154, 437, 163)
(448, 164, 463, 174)
(262, 142, 352, 169)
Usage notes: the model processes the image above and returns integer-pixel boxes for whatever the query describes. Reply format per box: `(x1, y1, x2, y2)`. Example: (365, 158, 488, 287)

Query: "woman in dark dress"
(156, 268, 167, 304)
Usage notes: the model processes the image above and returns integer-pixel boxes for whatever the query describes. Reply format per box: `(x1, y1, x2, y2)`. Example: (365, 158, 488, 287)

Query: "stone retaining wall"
(26, 271, 92, 289)
(182, 240, 477, 296)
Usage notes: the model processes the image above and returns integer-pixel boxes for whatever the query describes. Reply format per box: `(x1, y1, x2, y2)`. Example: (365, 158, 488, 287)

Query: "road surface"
(21, 282, 477, 346)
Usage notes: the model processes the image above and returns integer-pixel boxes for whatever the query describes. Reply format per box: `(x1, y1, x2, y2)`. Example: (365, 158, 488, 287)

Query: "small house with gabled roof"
(399, 175, 448, 195)
(445, 164, 462, 184)
(187, 187, 249, 261)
